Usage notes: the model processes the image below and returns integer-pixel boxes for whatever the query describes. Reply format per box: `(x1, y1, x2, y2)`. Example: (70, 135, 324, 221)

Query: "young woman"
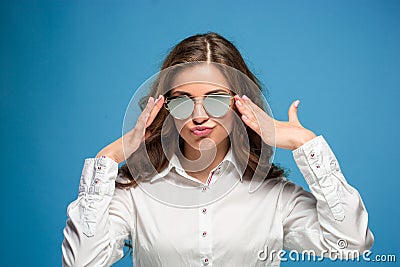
(62, 32, 374, 266)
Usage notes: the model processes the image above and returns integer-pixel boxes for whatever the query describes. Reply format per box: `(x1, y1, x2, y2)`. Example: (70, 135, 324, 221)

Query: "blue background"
(1, 0, 399, 266)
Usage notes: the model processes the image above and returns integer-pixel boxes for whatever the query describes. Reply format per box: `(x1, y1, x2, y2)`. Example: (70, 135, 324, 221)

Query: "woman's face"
(169, 65, 235, 152)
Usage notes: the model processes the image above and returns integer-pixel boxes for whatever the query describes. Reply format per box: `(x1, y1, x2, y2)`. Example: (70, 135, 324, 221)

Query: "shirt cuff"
(78, 156, 119, 197)
(292, 135, 341, 185)
(292, 135, 346, 221)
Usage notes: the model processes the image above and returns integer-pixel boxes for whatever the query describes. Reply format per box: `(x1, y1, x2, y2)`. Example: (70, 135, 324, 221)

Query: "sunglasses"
(164, 93, 235, 120)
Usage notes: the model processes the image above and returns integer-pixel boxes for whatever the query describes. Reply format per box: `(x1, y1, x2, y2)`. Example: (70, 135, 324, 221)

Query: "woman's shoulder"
(256, 175, 310, 197)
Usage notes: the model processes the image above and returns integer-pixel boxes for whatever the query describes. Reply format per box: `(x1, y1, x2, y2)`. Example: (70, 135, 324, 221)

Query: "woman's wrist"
(292, 130, 317, 150)
(95, 153, 118, 163)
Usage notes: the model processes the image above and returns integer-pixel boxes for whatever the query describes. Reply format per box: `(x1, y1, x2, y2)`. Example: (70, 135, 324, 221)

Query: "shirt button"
(202, 231, 207, 237)
(202, 258, 209, 265)
(202, 187, 207, 192)
(97, 166, 102, 170)
(331, 161, 339, 171)
(202, 208, 207, 214)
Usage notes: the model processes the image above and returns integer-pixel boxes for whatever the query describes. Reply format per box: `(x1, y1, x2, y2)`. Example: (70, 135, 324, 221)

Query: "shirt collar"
(150, 147, 242, 183)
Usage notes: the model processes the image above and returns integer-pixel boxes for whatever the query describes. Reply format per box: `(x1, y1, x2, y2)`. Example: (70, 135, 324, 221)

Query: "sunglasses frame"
(164, 93, 235, 120)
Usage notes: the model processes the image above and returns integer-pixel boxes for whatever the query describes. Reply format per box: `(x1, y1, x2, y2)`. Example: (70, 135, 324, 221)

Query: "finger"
(238, 95, 279, 140)
(237, 94, 276, 124)
(234, 95, 257, 122)
(241, 114, 261, 135)
(143, 96, 155, 114)
(133, 96, 154, 134)
(136, 111, 150, 137)
(242, 95, 274, 120)
(288, 99, 303, 127)
(234, 95, 262, 134)
(138, 96, 157, 126)
(123, 109, 148, 153)
(146, 95, 164, 127)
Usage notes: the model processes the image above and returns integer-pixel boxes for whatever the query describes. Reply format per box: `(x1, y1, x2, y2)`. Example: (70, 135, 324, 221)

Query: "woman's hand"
(95, 95, 165, 163)
(234, 95, 317, 151)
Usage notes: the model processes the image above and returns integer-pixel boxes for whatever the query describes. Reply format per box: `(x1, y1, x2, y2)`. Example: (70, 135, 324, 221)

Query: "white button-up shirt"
(62, 135, 374, 266)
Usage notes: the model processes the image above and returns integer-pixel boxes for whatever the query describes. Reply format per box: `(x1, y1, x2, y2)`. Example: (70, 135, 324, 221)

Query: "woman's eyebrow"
(171, 89, 229, 96)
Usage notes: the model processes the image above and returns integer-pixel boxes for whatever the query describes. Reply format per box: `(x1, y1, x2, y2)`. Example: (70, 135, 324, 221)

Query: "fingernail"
(294, 100, 300, 108)
(144, 113, 150, 120)
(242, 95, 249, 101)
(242, 115, 248, 120)
(236, 100, 242, 107)
(147, 97, 153, 103)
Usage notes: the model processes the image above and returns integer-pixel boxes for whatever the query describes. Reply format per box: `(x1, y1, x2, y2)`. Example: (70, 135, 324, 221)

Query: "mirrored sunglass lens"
(167, 96, 193, 119)
(203, 95, 231, 117)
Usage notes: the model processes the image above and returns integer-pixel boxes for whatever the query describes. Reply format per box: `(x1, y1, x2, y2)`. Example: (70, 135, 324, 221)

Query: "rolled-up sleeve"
(281, 135, 374, 257)
(62, 156, 134, 267)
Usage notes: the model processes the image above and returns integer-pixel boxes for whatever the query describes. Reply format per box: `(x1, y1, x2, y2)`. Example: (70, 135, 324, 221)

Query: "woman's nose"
(192, 102, 209, 124)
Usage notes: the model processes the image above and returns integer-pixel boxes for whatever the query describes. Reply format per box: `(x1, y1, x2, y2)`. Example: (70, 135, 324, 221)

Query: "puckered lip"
(190, 126, 215, 132)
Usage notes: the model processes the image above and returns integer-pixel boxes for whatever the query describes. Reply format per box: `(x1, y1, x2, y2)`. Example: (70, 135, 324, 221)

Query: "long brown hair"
(117, 32, 288, 188)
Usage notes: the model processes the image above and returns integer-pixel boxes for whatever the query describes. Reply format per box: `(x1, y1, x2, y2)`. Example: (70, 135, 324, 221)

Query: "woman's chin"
(188, 138, 217, 151)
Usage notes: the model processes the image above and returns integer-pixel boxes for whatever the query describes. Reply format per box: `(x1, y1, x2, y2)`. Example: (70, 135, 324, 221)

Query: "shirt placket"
(198, 168, 220, 266)
(205, 162, 224, 187)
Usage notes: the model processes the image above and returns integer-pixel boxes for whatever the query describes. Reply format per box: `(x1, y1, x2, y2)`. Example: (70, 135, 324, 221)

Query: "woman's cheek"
(217, 112, 234, 135)
(173, 118, 188, 135)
